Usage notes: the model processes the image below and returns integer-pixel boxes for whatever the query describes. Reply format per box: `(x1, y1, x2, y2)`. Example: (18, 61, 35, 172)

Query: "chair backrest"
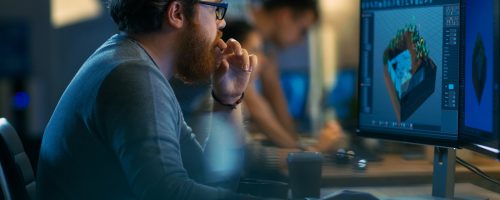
(0, 118, 36, 200)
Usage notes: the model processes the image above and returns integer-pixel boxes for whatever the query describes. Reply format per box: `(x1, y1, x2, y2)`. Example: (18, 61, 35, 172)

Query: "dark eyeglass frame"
(198, 1, 228, 20)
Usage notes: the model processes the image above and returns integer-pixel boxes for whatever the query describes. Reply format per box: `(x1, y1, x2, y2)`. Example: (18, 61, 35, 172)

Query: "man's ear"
(165, 1, 185, 29)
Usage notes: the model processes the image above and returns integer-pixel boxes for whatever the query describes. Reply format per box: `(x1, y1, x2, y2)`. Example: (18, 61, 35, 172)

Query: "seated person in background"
(219, 21, 344, 175)
(244, 0, 343, 152)
(171, 1, 344, 156)
(36, 0, 260, 199)
(170, 20, 343, 176)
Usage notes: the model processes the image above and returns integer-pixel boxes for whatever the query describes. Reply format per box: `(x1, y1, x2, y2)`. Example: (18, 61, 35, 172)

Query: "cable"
(456, 157, 499, 185)
(456, 156, 500, 185)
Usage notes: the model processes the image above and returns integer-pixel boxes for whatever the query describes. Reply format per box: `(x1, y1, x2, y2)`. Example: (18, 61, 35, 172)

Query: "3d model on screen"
(472, 34, 487, 103)
(383, 24, 437, 122)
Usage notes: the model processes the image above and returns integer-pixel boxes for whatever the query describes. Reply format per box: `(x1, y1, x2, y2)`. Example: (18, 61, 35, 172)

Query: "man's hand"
(213, 38, 258, 104)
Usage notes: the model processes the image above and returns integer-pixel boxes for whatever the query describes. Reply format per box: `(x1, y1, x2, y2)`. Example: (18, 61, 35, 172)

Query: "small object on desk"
(353, 159, 368, 171)
(332, 149, 369, 171)
(334, 149, 355, 165)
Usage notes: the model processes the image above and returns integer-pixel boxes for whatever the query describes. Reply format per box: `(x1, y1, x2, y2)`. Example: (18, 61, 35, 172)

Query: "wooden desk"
(255, 134, 500, 193)
(320, 153, 500, 193)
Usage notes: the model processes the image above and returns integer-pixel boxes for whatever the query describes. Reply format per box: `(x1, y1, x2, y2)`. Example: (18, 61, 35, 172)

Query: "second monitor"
(460, 0, 500, 159)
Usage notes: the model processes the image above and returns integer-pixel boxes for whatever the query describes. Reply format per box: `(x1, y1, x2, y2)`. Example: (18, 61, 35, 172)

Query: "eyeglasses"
(198, 1, 228, 20)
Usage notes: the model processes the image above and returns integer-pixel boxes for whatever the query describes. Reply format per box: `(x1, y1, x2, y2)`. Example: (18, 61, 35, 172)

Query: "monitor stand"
(431, 147, 488, 200)
(432, 146, 456, 198)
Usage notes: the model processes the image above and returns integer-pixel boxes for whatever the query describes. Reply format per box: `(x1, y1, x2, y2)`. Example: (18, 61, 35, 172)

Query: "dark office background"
(0, 0, 116, 167)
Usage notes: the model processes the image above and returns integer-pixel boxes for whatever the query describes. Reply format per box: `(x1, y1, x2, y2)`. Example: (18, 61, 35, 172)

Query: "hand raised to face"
(212, 38, 258, 105)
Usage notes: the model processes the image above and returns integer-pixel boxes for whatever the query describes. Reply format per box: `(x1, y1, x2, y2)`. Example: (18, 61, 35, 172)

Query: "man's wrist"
(211, 91, 244, 110)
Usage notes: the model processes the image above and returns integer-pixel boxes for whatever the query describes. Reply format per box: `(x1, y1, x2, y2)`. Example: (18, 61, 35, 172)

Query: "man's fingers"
(248, 54, 258, 73)
(216, 38, 227, 51)
(220, 38, 257, 73)
(224, 38, 243, 56)
(240, 49, 250, 71)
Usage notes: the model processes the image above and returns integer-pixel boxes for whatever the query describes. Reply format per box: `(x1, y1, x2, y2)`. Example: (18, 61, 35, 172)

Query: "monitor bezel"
(356, 0, 462, 148)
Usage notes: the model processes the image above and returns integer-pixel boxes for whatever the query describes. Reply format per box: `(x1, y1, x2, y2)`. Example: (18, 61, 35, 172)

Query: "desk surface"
(320, 153, 500, 192)
(323, 153, 500, 178)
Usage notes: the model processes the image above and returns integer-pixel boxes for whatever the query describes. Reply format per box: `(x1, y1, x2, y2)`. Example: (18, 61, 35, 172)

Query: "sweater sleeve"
(94, 63, 255, 200)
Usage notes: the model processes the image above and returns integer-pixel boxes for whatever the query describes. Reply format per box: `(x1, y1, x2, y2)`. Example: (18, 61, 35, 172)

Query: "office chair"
(1, 162, 13, 200)
(0, 118, 36, 200)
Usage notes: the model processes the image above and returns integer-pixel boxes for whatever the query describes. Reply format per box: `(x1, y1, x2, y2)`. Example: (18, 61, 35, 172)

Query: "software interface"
(462, 0, 499, 154)
(359, 0, 460, 141)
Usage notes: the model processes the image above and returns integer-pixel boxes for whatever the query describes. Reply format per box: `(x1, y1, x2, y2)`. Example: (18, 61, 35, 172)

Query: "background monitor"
(358, 0, 461, 146)
(0, 21, 30, 78)
(460, 0, 500, 159)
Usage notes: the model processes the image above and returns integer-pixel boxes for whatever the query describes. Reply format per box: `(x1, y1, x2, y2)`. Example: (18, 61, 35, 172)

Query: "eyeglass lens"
(215, 7, 224, 20)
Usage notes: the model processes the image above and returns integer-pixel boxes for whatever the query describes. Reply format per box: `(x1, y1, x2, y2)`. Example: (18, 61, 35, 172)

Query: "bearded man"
(36, 0, 258, 199)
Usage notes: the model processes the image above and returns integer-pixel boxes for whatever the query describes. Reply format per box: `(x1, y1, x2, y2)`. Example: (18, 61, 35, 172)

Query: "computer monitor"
(460, 0, 500, 159)
(0, 21, 30, 78)
(358, 0, 461, 147)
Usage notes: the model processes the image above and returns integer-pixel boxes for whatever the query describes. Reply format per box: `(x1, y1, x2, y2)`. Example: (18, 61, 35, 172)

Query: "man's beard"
(175, 23, 223, 84)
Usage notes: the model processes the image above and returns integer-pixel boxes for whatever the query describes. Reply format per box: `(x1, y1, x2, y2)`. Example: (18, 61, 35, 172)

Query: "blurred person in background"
(171, 19, 343, 178)
(36, 0, 261, 199)
(245, 0, 344, 151)
(221, 21, 343, 177)
(171, 0, 343, 154)
(169, 0, 344, 178)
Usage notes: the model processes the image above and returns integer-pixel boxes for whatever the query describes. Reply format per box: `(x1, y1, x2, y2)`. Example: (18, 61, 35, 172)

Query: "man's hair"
(222, 21, 255, 43)
(261, 0, 319, 20)
(108, 0, 197, 34)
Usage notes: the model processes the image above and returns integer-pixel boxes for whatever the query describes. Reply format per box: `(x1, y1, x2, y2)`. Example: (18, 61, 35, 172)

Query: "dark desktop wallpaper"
(465, 0, 494, 133)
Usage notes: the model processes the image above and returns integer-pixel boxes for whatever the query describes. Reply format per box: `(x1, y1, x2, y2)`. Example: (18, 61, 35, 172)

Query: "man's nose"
(217, 19, 226, 29)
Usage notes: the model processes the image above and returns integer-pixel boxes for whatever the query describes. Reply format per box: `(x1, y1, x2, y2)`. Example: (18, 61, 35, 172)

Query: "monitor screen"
(0, 21, 30, 78)
(460, 0, 500, 159)
(358, 0, 461, 146)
